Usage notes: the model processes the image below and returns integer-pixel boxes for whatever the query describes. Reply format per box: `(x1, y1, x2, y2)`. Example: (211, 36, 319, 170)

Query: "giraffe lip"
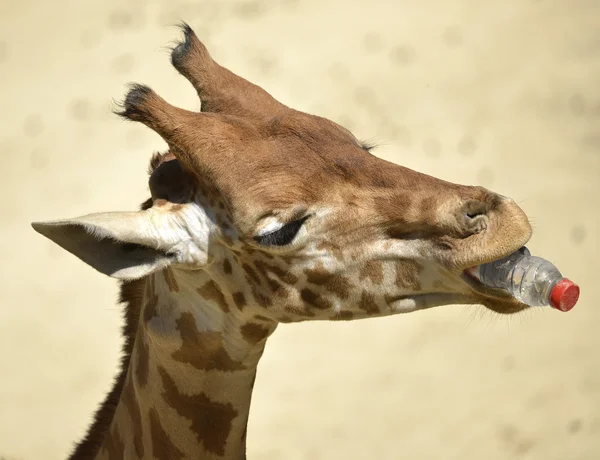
(461, 271, 503, 296)
(460, 271, 528, 308)
(459, 245, 529, 295)
(463, 267, 479, 281)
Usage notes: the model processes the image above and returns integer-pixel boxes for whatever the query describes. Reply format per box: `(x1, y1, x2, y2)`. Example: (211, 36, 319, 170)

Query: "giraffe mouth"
(460, 271, 529, 314)
(386, 261, 530, 314)
(454, 242, 534, 313)
(461, 271, 510, 298)
(459, 245, 522, 297)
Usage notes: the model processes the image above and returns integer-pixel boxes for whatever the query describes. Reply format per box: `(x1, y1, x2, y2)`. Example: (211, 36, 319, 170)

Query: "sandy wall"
(0, 1, 598, 458)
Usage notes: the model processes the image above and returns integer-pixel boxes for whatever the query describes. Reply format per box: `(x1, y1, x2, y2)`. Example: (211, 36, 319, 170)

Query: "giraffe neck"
(93, 268, 277, 460)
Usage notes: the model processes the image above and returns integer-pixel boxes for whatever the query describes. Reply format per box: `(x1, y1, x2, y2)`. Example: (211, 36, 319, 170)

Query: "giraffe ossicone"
(33, 23, 533, 460)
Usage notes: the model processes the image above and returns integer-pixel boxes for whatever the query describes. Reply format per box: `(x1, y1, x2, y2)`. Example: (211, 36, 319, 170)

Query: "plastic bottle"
(467, 247, 580, 312)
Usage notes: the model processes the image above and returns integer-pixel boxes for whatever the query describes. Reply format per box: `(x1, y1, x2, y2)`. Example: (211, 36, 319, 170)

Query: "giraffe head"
(33, 24, 532, 320)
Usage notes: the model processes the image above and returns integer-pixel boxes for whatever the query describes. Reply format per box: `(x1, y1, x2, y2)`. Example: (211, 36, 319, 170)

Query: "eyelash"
(255, 216, 309, 246)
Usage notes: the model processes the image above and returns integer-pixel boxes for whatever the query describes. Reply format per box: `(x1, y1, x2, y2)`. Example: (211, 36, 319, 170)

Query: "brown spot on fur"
(360, 261, 384, 285)
(251, 286, 272, 307)
(274, 265, 299, 285)
(305, 266, 352, 300)
(162, 267, 180, 292)
(395, 260, 422, 290)
(359, 291, 380, 315)
(232, 292, 247, 310)
(135, 334, 149, 388)
(300, 289, 332, 310)
(240, 323, 272, 345)
(146, 272, 156, 298)
(255, 260, 299, 285)
(197, 280, 230, 312)
(266, 277, 289, 298)
(172, 312, 245, 371)
(159, 367, 238, 456)
(332, 310, 354, 320)
(138, 290, 158, 390)
(284, 304, 317, 317)
(102, 425, 125, 460)
(223, 258, 232, 274)
(326, 275, 352, 299)
(143, 292, 159, 326)
(122, 380, 144, 458)
(149, 407, 184, 460)
(275, 286, 290, 299)
(279, 315, 294, 323)
(242, 263, 262, 285)
(304, 265, 331, 285)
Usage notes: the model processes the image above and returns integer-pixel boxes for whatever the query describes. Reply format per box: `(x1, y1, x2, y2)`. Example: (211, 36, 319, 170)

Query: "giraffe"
(32, 24, 533, 460)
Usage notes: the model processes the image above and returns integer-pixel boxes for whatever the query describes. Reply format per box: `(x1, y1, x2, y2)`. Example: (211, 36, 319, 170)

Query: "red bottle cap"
(550, 279, 580, 312)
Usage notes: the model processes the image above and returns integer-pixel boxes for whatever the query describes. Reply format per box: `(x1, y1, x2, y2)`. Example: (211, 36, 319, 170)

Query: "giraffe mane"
(68, 279, 144, 459)
(68, 156, 160, 459)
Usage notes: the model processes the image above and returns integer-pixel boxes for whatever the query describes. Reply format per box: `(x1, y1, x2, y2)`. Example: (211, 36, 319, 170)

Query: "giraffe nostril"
(460, 200, 490, 233)
(466, 211, 483, 220)
(462, 200, 489, 219)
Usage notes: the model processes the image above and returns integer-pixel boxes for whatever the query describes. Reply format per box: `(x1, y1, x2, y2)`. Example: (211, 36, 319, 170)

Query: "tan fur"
(149, 407, 184, 459)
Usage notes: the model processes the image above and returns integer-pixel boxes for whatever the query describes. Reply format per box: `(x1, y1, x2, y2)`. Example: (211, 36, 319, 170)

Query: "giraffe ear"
(31, 211, 180, 280)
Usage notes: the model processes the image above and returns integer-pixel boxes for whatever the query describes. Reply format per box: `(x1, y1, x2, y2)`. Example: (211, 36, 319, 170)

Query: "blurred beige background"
(1, 0, 598, 459)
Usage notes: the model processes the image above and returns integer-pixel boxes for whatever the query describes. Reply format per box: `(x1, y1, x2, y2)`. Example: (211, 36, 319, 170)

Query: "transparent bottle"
(468, 247, 580, 312)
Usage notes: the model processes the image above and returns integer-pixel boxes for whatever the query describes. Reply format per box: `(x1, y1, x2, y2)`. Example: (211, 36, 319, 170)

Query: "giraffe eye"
(254, 216, 309, 246)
